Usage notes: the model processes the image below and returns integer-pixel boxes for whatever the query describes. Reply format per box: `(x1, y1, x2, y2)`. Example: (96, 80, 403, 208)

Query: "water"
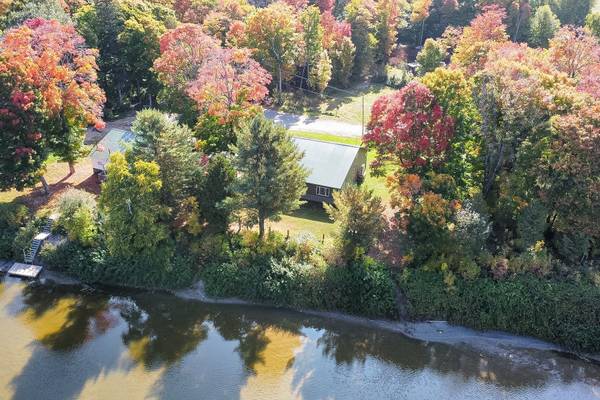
(0, 276, 599, 400)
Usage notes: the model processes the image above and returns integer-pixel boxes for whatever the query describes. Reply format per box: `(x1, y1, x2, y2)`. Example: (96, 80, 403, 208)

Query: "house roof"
(90, 129, 135, 171)
(293, 137, 364, 189)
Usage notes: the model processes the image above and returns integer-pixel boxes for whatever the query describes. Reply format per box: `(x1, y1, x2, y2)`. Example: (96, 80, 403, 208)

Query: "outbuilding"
(90, 129, 135, 179)
(293, 137, 367, 204)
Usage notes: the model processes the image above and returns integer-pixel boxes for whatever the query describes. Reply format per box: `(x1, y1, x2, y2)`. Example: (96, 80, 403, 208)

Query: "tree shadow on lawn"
(284, 202, 332, 224)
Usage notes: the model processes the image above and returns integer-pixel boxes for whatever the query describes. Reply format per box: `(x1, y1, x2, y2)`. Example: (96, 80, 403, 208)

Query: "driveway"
(264, 109, 363, 137)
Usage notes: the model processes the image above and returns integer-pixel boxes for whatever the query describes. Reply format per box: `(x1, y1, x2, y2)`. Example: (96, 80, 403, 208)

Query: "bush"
(40, 241, 107, 283)
(12, 217, 46, 262)
(202, 244, 397, 318)
(0, 202, 30, 259)
(56, 189, 98, 246)
(399, 269, 600, 352)
(386, 65, 414, 89)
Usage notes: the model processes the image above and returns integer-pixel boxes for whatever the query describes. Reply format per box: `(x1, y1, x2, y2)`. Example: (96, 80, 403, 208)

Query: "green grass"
(267, 203, 336, 240)
(278, 83, 395, 125)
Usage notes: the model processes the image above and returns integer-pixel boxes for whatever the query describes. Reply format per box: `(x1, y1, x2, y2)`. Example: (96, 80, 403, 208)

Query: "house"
(293, 137, 367, 204)
(90, 128, 135, 178)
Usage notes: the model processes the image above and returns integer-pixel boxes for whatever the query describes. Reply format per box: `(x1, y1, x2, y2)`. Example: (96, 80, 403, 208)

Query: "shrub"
(56, 189, 98, 246)
(399, 269, 600, 352)
(0, 202, 30, 259)
(12, 217, 46, 262)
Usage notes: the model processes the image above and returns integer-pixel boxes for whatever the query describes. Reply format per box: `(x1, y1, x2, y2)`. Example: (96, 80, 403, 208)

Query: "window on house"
(316, 186, 330, 197)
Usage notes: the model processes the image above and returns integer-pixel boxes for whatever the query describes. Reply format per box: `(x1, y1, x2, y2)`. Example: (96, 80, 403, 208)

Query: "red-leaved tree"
(0, 18, 105, 181)
(363, 81, 454, 175)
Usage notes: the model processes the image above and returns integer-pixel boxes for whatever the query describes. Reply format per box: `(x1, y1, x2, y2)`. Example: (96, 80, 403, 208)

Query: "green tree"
(547, 0, 592, 26)
(197, 154, 236, 233)
(529, 5, 560, 48)
(421, 68, 482, 193)
(57, 189, 98, 247)
(75, 0, 176, 113)
(416, 38, 446, 75)
(3, 0, 71, 29)
(585, 12, 600, 39)
(345, 0, 378, 78)
(230, 115, 308, 239)
(324, 185, 385, 258)
(308, 50, 332, 93)
(99, 152, 173, 266)
(330, 36, 355, 88)
(301, 5, 324, 89)
(130, 109, 202, 215)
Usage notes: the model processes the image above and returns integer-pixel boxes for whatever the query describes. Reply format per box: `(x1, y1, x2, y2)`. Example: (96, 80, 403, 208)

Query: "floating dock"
(7, 262, 43, 279)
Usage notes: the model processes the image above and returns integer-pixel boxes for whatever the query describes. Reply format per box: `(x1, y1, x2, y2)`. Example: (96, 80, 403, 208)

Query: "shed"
(293, 137, 367, 203)
(90, 129, 135, 177)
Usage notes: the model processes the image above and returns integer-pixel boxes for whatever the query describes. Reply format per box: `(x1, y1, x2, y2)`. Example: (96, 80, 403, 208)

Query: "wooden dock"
(8, 262, 43, 279)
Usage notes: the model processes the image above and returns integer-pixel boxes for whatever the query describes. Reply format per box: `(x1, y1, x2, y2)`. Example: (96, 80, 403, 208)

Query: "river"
(0, 276, 598, 400)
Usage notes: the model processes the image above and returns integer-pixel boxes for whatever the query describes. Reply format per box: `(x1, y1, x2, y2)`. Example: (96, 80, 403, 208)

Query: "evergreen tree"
(529, 5, 560, 48)
(230, 116, 308, 239)
(324, 185, 385, 257)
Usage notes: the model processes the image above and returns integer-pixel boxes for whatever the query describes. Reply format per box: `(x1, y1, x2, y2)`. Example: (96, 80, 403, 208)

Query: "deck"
(8, 263, 43, 279)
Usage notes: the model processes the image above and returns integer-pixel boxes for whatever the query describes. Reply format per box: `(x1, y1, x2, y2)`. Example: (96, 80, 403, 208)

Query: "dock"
(8, 262, 43, 279)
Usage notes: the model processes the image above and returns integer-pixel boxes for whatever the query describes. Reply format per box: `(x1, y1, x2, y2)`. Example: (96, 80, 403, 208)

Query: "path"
(264, 109, 363, 137)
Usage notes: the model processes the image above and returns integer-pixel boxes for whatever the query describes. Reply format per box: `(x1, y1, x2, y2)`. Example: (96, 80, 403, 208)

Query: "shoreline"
(29, 269, 600, 365)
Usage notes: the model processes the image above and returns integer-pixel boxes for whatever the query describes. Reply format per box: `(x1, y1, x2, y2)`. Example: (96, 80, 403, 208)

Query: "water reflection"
(0, 277, 598, 400)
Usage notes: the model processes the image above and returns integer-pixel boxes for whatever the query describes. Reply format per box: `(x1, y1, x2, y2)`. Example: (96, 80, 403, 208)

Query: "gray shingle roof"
(293, 137, 362, 189)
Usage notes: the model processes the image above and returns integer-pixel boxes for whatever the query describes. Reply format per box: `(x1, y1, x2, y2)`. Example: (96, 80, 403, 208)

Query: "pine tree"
(231, 115, 308, 239)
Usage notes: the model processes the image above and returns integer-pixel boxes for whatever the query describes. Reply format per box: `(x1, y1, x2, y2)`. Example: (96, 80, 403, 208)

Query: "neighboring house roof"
(90, 129, 135, 171)
(293, 137, 363, 189)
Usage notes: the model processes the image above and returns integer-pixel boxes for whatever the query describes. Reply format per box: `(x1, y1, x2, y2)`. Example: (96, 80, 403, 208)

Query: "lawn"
(0, 158, 99, 212)
(278, 83, 395, 126)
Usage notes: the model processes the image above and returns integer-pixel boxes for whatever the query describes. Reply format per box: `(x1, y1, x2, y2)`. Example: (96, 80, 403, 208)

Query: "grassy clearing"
(278, 83, 395, 125)
(0, 158, 99, 211)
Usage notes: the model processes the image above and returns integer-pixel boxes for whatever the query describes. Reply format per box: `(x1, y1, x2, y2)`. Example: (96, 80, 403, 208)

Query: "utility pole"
(361, 95, 365, 137)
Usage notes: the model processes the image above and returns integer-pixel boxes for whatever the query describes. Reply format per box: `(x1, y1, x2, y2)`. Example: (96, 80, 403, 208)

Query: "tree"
(586, 12, 600, 39)
(416, 38, 446, 75)
(0, 18, 105, 179)
(528, 5, 560, 48)
(411, 0, 431, 45)
(3, 0, 71, 29)
(130, 109, 202, 216)
(536, 102, 600, 240)
(329, 36, 355, 88)
(196, 154, 236, 233)
(230, 115, 307, 239)
(241, 2, 302, 93)
(421, 68, 481, 192)
(345, 0, 377, 78)
(373, 0, 403, 71)
(0, 71, 49, 191)
(549, 26, 600, 80)
(308, 50, 332, 93)
(300, 5, 324, 89)
(321, 10, 354, 87)
(186, 47, 271, 124)
(451, 5, 508, 74)
(57, 188, 98, 247)
(547, 0, 591, 26)
(99, 152, 173, 267)
(324, 185, 385, 257)
(75, 0, 176, 113)
(363, 81, 454, 175)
